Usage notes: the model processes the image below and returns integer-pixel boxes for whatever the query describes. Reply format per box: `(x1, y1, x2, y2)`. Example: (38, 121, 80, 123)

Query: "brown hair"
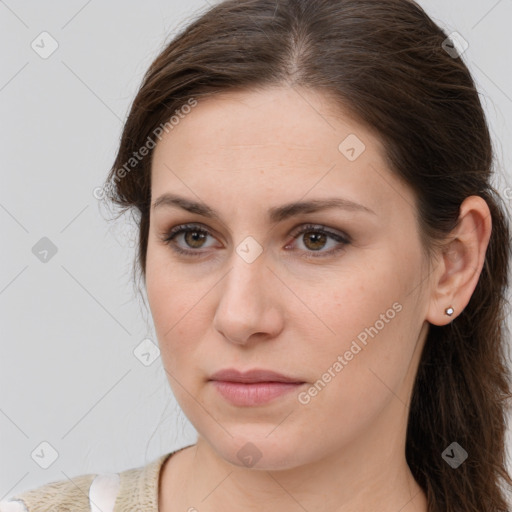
(104, 0, 512, 509)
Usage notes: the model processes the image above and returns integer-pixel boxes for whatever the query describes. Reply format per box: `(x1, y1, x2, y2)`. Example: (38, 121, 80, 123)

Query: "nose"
(212, 249, 284, 346)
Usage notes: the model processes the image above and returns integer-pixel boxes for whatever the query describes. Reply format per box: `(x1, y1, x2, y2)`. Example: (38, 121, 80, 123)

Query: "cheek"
(145, 245, 189, 352)
(145, 243, 215, 379)
(290, 252, 417, 394)
(291, 261, 396, 345)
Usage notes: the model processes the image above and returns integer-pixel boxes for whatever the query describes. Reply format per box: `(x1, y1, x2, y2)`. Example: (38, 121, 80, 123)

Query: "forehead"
(153, 86, 381, 160)
(150, 86, 415, 220)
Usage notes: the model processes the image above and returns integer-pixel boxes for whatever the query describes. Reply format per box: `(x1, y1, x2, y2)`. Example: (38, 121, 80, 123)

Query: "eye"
(285, 224, 351, 258)
(161, 222, 351, 259)
(161, 223, 219, 257)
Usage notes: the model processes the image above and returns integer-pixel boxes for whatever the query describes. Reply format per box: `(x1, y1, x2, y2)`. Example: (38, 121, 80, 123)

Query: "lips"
(208, 368, 306, 406)
(208, 368, 305, 384)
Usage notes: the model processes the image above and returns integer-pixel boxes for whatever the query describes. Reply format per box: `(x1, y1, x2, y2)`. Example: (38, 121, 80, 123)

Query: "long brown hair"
(104, 0, 512, 509)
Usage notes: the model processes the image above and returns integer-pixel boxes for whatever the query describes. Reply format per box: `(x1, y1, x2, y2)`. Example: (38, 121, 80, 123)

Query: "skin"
(145, 86, 492, 512)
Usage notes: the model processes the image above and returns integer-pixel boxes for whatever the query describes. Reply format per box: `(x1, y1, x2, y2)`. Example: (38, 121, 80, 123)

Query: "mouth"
(208, 368, 306, 406)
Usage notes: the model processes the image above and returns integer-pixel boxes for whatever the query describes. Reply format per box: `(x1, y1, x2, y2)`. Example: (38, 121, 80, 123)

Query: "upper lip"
(209, 368, 305, 384)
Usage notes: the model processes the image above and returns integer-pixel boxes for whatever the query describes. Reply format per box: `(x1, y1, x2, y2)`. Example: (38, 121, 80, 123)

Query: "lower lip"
(210, 380, 305, 406)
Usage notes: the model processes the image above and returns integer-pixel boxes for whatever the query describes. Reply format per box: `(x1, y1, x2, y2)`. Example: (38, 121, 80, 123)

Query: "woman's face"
(146, 86, 433, 470)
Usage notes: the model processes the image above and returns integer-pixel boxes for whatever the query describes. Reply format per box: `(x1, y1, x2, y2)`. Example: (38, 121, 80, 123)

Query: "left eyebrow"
(267, 197, 376, 223)
(151, 193, 376, 223)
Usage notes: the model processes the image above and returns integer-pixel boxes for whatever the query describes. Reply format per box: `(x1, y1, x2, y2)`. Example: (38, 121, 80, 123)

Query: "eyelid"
(288, 223, 351, 244)
(163, 222, 221, 241)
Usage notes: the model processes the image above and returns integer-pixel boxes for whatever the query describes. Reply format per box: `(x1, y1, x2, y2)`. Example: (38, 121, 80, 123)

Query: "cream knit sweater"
(0, 446, 189, 512)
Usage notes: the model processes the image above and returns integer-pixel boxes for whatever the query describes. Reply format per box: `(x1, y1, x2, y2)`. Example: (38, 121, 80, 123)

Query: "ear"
(425, 195, 492, 326)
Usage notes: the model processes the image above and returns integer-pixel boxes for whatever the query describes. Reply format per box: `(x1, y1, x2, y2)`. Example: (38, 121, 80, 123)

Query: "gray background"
(1, 0, 511, 500)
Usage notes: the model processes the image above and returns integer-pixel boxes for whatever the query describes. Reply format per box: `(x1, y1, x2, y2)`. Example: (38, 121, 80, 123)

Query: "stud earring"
(445, 306, 454, 316)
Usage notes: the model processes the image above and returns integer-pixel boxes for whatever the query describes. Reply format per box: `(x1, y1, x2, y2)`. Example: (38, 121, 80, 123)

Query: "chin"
(203, 427, 312, 471)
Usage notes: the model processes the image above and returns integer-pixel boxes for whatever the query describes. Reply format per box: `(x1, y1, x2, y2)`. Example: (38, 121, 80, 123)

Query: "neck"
(161, 425, 428, 512)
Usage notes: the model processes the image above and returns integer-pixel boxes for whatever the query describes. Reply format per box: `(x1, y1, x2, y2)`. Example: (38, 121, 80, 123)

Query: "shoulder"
(0, 450, 179, 512)
(0, 471, 120, 512)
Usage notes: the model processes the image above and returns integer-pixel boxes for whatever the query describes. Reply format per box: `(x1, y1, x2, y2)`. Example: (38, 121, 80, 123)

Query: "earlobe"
(425, 195, 492, 327)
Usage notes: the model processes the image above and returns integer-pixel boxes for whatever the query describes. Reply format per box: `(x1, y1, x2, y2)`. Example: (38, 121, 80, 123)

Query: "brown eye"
(162, 222, 350, 259)
(162, 224, 218, 257)
(286, 224, 351, 259)
(183, 229, 208, 249)
(302, 231, 328, 251)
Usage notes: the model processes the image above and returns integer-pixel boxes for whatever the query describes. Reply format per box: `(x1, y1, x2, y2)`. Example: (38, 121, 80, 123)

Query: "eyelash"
(161, 223, 351, 259)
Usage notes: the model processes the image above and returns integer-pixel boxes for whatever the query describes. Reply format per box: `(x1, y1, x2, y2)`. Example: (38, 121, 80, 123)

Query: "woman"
(2, 0, 511, 511)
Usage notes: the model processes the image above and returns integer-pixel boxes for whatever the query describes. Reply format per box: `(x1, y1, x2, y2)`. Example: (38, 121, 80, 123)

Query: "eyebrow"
(151, 193, 376, 223)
